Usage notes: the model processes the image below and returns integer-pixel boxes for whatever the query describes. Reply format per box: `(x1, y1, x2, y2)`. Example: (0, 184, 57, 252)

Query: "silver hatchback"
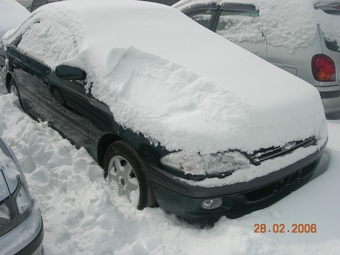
(0, 138, 44, 255)
(174, 0, 340, 115)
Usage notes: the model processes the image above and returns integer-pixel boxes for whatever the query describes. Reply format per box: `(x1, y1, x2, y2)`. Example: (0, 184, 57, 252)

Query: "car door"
(39, 73, 90, 150)
(6, 41, 50, 119)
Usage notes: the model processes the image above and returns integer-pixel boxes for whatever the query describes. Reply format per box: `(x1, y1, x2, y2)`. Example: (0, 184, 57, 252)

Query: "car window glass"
(315, 3, 340, 52)
(324, 39, 340, 52)
(187, 9, 215, 29)
(216, 7, 262, 43)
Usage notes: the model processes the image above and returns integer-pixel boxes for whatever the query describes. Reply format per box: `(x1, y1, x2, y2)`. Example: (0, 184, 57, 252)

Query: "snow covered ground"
(0, 78, 339, 255)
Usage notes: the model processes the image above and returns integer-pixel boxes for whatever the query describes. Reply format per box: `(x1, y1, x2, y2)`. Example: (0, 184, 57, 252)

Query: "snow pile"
(0, 82, 340, 254)
(0, 0, 30, 39)
(174, 0, 340, 53)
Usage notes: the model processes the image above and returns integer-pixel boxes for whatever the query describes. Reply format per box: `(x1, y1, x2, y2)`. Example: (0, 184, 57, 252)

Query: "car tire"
(103, 140, 157, 210)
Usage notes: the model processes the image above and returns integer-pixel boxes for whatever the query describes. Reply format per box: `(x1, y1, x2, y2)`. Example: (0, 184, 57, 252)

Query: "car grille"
(248, 137, 317, 165)
(244, 160, 318, 202)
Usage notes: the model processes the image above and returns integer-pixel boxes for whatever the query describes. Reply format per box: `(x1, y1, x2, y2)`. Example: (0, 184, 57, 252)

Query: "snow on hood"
(2, 0, 327, 154)
(174, 0, 340, 53)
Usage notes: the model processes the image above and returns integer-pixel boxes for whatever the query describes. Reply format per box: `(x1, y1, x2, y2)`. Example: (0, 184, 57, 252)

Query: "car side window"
(187, 9, 216, 30)
(215, 4, 262, 42)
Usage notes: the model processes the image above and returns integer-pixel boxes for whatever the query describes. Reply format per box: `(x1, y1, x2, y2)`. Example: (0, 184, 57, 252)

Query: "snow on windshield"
(2, 0, 327, 155)
(174, 0, 340, 53)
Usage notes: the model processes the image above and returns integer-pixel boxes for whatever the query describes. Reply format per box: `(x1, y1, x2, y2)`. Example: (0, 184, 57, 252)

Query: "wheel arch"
(97, 133, 123, 167)
(5, 72, 13, 91)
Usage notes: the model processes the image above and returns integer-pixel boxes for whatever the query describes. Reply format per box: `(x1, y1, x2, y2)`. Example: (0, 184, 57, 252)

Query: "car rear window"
(315, 3, 340, 52)
(325, 40, 340, 52)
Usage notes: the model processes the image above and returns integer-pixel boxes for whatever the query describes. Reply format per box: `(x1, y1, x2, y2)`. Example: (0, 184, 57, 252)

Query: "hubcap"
(108, 155, 139, 204)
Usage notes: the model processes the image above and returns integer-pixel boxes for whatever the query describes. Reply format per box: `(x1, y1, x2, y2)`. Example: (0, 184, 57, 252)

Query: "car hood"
(2, 0, 328, 154)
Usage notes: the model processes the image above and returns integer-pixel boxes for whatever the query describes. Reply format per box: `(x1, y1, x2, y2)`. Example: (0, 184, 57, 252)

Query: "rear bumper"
(316, 85, 340, 115)
(145, 144, 329, 221)
(322, 96, 340, 115)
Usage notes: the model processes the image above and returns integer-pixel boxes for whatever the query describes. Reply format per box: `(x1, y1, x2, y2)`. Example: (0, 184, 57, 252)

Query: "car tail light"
(312, 55, 335, 81)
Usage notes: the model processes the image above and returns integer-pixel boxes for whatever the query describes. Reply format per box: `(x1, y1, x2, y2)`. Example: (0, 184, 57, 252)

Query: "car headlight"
(15, 183, 33, 224)
(0, 198, 17, 236)
(160, 151, 250, 177)
(0, 180, 33, 237)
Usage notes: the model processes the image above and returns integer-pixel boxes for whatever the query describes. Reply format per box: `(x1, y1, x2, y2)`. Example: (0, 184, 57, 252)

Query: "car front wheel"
(103, 140, 156, 209)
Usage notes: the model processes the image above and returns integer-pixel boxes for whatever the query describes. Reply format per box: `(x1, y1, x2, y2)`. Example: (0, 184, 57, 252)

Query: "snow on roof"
(173, 0, 340, 53)
(2, 0, 327, 154)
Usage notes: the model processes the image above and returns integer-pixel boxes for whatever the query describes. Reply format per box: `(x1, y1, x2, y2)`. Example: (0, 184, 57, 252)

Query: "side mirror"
(55, 65, 86, 80)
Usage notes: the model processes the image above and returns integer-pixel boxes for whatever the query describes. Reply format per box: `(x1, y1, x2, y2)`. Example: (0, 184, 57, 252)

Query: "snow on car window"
(191, 13, 213, 28)
(216, 15, 263, 43)
(316, 9, 340, 51)
(10, 8, 84, 68)
(175, 0, 340, 53)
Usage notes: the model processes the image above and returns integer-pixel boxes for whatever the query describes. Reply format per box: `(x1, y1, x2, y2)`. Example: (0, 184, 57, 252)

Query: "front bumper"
(145, 144, 329, 221)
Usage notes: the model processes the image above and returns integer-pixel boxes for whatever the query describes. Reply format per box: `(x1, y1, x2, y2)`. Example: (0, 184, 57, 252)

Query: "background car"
(29, 0, 178, 12)
(174, 0, 340, 116)
(0, 138, 44, 255)
(0, 0, 29, 39)
(1, 0, 329, 221)
(0, 0, 30, 84)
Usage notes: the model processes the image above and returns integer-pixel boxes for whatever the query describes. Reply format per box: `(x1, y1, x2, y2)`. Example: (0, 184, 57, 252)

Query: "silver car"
(0, 138, 44, 255)
(174, 0, 340, 115)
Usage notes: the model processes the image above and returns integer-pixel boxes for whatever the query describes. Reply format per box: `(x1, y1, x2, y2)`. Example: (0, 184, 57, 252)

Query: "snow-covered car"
(0, 0, 30, 84)
(173, 0, 340, 116)
(0, 138, 44, 255)
(0, 0, 329, 221)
